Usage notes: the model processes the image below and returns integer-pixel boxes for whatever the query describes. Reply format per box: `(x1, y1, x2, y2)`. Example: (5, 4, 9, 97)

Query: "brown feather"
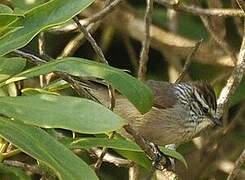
(146, 80, 177, 109)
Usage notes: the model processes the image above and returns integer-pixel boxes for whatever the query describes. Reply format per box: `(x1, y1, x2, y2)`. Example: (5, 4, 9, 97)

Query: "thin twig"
(155, 0, 245, 17)
(200, 16, 237, 63)
(59, 0, 123, 58)
(138, 0, 154, 81)
(73, 14, 116, 170)
(49, 0, 123, 35)
(91, 148, 133, 168)
(84, 0, 124, 26)
(73, 16, 116, 107)
(94, 132, 115, 171)
(175, 39, 203, 83)
(58, 23, 97, 58)
(12, 50, 46, 65)
(216, 160, 245, 179)
(4, 160, 46, 176)
(227, 149, 245, 180)
(38, 32, 45, 87)
(71, 17, 115, 109)
(73, 16, 108, 64)
(50, 2, 235, 67)
(12, 50, 97, 100)
(236, 0, 245, 13)
(216, 20, 245, 119)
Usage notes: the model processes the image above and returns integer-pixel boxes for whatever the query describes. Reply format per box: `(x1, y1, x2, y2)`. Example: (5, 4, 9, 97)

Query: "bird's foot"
(148, 142, 172, 171)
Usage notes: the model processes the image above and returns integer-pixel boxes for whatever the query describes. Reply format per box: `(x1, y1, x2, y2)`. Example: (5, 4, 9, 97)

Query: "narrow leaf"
(159, 146, 188, 168)
(1, 58, 153, 113)
(21, 88, 60, 96)
(0, 4, 13, 14)
(0, 57, 26, 82)
(0, 94, 126, 134)
(116, 150, 151, 169)
(0, 0, 95, 56)
(63, 137, 141, 151)
(0, 117, 98, 180)
(62, 137, 187, 168)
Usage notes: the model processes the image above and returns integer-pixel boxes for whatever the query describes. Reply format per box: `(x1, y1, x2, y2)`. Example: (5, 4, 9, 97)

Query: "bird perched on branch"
(89, 80, 222, 146)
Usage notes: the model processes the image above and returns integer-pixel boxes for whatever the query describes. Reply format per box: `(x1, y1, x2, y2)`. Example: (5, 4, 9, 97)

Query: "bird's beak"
(211, 117, 223, 127)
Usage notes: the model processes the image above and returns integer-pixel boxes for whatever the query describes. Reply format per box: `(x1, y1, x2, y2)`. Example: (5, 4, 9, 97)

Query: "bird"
(89, 80, 222, 146)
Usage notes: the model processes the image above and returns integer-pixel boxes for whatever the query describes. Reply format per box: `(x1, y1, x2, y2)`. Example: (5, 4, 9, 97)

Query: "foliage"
(0, 0, 244, 180)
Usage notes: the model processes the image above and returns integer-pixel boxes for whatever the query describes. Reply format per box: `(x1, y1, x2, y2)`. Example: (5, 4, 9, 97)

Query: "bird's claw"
(148, 142, 171, 171)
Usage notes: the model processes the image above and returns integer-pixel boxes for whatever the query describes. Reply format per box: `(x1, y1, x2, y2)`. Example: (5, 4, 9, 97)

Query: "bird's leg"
(123, 124, 171, 170)
(147, 141, 171, 171)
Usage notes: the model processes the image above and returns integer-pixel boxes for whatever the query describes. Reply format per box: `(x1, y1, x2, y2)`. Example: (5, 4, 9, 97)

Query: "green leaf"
(116, 150, 151, 169)
(11, 0, 47, 11)
(0, 117, 98, 180)
(63, 137, 141, 151)
(0, 57, 26, 82)
(0, 94, 126, 134)
(0, 4, 13, 14)
(0, 0, 95, 56)
(62, 137, 187, 168)
(0, 163, 31, 180)
(44, 79, 70, 92)
(61, 137, 152, 169)
(0, 5, 24, 32)
(21, 88, 60, 96)
(1, 58, 153, 113)
(159, 146, 188, 168)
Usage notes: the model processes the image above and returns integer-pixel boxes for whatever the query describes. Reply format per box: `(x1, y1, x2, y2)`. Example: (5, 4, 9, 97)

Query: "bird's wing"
(146, 80, 177, 109)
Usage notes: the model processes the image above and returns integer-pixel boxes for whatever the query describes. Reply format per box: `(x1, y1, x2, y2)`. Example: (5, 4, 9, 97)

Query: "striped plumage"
(119, 80, 220, 145)
(173, 81, 217, 124)
(90, 80, 221, 146)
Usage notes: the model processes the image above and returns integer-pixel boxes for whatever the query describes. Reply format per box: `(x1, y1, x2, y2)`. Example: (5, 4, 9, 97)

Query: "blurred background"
(1, 0, 244, 179)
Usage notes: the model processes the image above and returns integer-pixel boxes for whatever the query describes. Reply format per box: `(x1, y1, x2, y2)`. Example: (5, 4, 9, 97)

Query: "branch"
(4, 160, 46, 176)
(48, 0, 123, 34)
(138, 0, 154, 81)
(227, 149, 245, 180)
(236, 0, 245, 13)
(216, 21, 245, 118)
(73, 14, 116, 171)
(84, 0, 124, 26)
(155, 0, 245, 17)
(49, 2, 236, 67)
(94, 132, 115, 171)
(12, 50, 46, 65)
(73, 16, 108, 64)
(90, 148, 133, 168)
(72, 15, 115, 109)
(200, 15, 237, 63)
(175, 39, 202, 83)
(58, 24, 96, 57)
(12, 50, 97, 100)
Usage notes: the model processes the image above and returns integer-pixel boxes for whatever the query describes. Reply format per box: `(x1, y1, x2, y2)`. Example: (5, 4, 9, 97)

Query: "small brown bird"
(90, 80, 222, 146)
